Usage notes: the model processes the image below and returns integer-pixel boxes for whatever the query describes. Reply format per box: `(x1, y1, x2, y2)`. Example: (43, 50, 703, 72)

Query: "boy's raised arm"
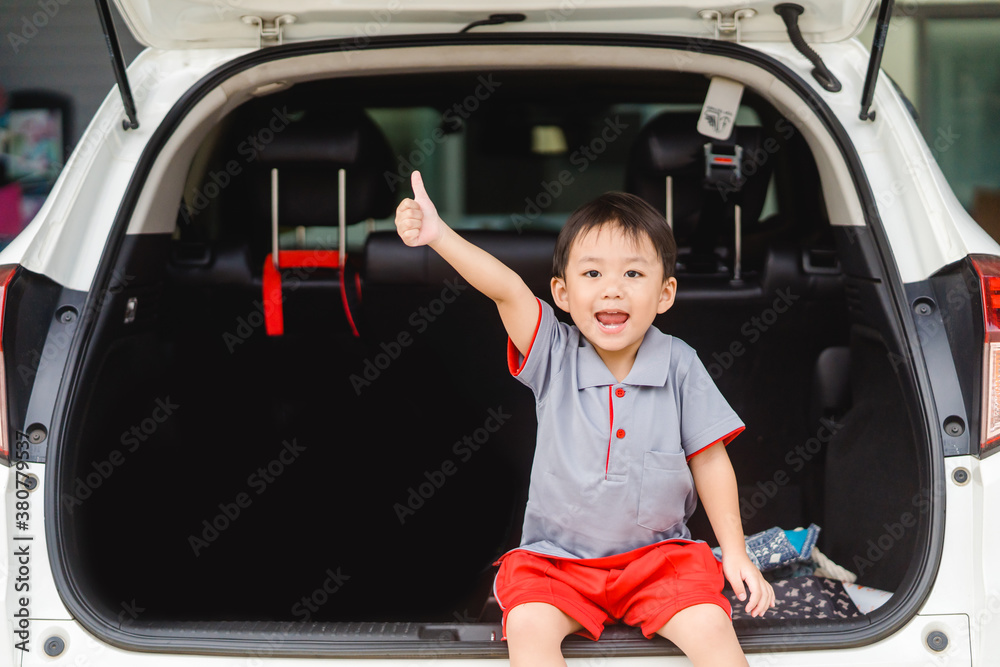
(395, 171, 540, 357)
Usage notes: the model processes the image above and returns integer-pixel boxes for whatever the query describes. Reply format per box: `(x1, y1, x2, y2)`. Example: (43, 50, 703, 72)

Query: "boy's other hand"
(722, 554, 775, 618)
(395, 171, 445, 247)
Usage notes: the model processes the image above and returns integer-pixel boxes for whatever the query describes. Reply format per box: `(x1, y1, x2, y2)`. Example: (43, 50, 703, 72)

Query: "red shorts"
(493, 541, 730, 641)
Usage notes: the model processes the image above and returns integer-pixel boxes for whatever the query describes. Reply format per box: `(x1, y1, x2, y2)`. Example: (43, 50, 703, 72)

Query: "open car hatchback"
(1, 0, 999, 665)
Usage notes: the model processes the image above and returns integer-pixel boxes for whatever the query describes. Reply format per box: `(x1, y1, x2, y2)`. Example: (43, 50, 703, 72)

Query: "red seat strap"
(262, 250, 342, 337)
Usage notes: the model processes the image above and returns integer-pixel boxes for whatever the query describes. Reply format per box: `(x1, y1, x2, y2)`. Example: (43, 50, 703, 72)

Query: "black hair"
(552, 192, 676, 281)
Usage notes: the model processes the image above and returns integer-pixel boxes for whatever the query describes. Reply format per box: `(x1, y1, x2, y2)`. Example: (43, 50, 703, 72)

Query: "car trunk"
(52, 62, 933, 654)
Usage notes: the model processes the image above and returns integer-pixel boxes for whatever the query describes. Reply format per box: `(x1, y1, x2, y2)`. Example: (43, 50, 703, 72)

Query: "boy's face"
(551, 222, 677, 363)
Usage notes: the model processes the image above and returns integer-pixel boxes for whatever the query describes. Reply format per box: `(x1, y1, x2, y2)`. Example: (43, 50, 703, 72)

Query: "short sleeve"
(506, 299, 572, 398)
(677, 352, 745, 459)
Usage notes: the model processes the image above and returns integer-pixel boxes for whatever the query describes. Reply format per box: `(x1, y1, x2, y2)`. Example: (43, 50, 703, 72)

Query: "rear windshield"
(303, 104, 771, 251)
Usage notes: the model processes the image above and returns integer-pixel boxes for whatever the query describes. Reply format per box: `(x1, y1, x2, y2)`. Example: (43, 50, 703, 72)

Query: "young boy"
(395, 171, 774, 667)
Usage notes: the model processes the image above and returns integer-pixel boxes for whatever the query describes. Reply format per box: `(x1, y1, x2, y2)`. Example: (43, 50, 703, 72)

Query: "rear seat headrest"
(251, 107, 396, 226)
(626, 112, 773, 243)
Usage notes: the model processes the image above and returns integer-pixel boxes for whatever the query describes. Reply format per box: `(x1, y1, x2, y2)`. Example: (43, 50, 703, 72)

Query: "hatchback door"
(113, 0, 878, 49)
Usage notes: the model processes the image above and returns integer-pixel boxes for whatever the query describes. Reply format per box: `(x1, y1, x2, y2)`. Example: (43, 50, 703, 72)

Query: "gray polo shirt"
(507, 298, 744, 560)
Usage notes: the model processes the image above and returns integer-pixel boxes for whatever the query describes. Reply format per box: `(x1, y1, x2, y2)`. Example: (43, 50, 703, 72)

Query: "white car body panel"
(9, 614, 974, 666)
(4, 464, 69, 624)
(974, 453, 1000, 665)
(113, 0, 879, 50)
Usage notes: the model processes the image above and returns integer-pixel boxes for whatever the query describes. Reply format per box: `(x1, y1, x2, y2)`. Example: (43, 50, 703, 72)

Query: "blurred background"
(0, 1, 998, 243)
(858, 3, 1000, 240)
(0, 0, 140, 238)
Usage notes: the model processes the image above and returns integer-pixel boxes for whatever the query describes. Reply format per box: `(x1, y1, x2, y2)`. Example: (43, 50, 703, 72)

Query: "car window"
(270, 103, 774, 252)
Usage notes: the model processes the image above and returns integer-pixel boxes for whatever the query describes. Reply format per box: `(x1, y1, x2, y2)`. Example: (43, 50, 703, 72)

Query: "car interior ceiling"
(61, 69, 924, 631)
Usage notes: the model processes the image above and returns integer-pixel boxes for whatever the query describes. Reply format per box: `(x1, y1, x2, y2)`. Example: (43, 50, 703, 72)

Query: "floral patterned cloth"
(727, 576, 862, 621)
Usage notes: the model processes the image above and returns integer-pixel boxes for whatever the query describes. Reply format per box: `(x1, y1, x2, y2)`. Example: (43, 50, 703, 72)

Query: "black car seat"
(246, 105, 396, 337)
(626, 111, 774, 278)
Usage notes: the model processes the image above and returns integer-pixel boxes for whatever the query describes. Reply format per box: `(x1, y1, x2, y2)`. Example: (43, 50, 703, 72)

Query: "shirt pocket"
(636, 451, 693, 532)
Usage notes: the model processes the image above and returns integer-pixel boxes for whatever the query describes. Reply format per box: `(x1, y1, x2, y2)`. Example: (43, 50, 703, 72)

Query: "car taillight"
(0, 264, 18, 461)
(972, 255, 1000, 456)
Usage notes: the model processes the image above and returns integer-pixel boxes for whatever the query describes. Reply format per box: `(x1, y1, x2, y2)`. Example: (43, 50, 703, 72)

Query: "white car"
(1, 0, 998, 664)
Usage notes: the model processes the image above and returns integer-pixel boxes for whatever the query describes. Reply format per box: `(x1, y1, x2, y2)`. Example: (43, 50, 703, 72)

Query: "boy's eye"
(625, 270, 642, 278)
(584, 270, 600, 278)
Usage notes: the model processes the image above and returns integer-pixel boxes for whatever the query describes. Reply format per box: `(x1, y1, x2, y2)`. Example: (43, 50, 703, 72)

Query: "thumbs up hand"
(395, 171, 446, 248)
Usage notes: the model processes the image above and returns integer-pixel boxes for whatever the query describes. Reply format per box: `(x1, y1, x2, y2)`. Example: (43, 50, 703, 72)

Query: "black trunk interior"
(60, 234, 922, 627)
(55, 77, 928, 636)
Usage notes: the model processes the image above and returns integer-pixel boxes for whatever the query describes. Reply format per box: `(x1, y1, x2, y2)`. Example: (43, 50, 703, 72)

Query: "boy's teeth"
(596, 312, 628, 326)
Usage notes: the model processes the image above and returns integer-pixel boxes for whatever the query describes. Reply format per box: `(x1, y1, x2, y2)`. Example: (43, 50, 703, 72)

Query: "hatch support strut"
(94, 0, 139, 130)
(859, 0, 896, 121)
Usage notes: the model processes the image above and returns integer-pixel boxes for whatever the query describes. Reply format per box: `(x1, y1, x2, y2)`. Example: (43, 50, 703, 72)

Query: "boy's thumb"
(411, 170, 429, 202)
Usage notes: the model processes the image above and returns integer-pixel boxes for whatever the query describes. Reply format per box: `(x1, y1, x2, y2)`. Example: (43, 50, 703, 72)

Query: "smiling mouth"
(595, 311, 629, 330)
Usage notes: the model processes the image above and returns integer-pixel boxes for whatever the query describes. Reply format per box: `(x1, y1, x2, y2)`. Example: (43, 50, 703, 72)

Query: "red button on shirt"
(615, 388, 625, 398)
(616, 429, 626, 439)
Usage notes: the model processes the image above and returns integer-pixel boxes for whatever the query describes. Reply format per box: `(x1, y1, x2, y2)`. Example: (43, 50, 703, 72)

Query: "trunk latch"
(698, 9, 757, 42)
(242, 15, 297, 48)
